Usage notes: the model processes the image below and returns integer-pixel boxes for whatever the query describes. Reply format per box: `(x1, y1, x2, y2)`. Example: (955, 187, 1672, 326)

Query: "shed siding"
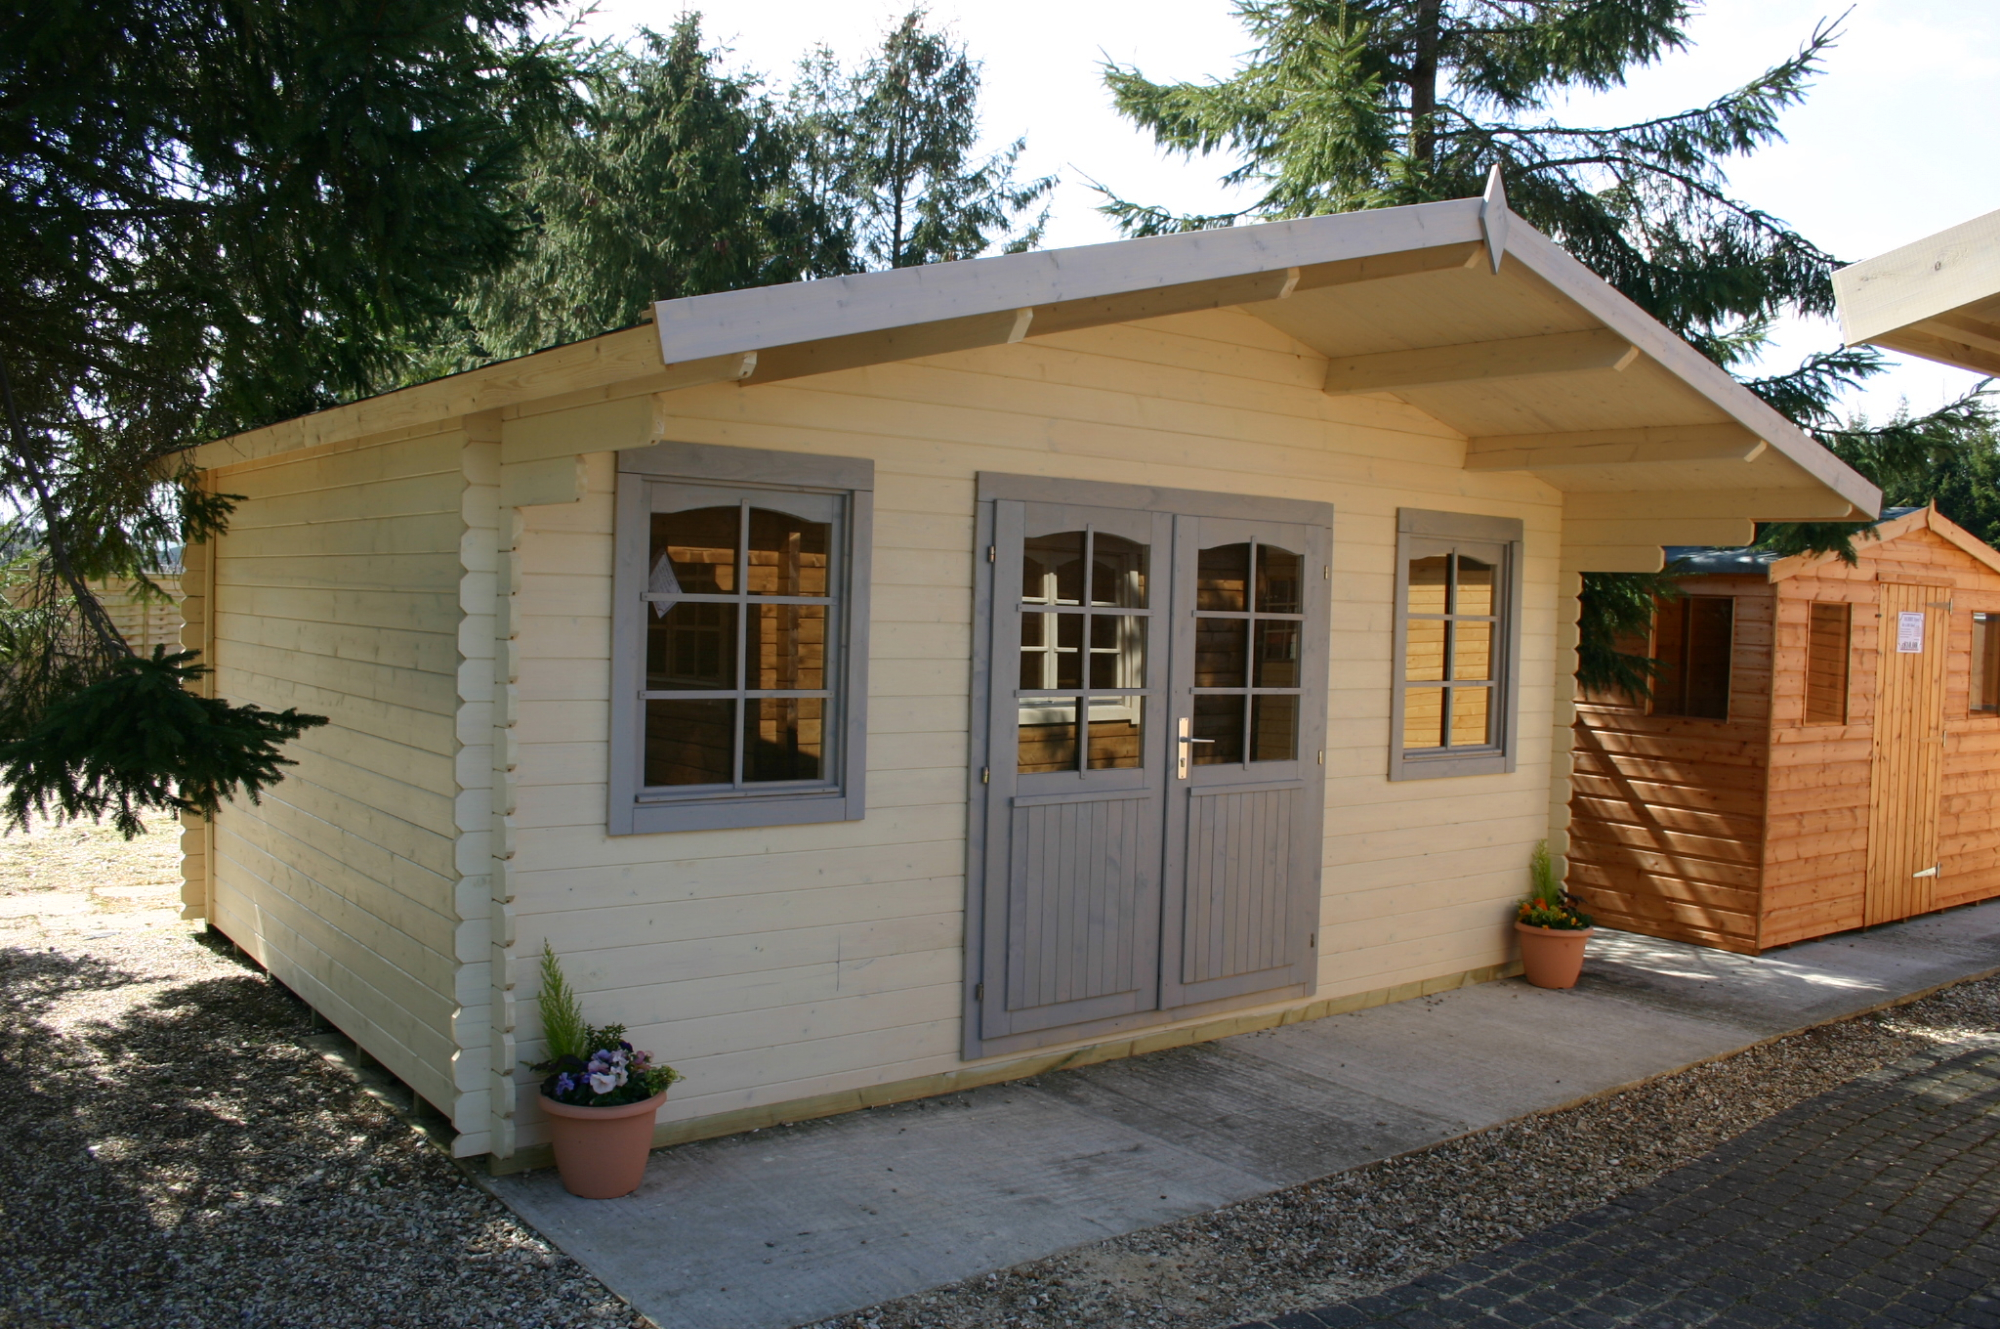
(204, 429, 471, 1114)
(506, 308, 1562, 1145)
(1566, 576, 1773, 953)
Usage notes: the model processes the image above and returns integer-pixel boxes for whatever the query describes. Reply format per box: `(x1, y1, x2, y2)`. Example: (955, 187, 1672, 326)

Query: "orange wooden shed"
(1568, 505, 2000, 953)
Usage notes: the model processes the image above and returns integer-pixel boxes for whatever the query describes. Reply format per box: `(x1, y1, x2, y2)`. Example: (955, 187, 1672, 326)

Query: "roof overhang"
(192, 175, 1880, 556)
(1764, 504, 2000, 582)
(1833, 205, 2000, 377)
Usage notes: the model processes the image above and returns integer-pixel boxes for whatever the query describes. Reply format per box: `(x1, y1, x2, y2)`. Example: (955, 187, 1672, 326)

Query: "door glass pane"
(1019, 612, 1048, 689)
(1197, 543, 1250, 611)
(1405, 618, 1446, 682)
(1024, 532, 1085, 604)
(1090, 534, 1149, 608)
(1256, 546, 1302, 614)
(1453, 621, 1492, 682)
(651, 507, 738, 595)
(749, 604, 826, 690)
(1195, 617, 1248, 688)
(645, 699, 735, 786)
(1404, 686, 1444, 750)
(1451, 686, 1492, 747)
(1087, 697, 1145, 770)
(1255, 621, 1299, 687)
(1089, 614, 1147, 689)
(1407, 555, 1448, 615)
(1018, 697, 1078, 773)
(1192, 694, 1244, 765)
(743, 698, 824, 781)
(747, 507, 831, 596)
(647, 602, 737, 689)
(1250, 694, 1297, 761)
(1455, 555, 1494, 616)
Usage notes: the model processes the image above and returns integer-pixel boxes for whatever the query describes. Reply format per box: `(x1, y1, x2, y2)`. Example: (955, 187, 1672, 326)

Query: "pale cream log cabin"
(179, 174, 1879, 1168)
(1833, 203, 2000, 377)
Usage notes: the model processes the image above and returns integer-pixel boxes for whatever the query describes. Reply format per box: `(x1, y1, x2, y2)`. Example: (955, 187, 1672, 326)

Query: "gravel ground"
(0, 810, 650, 1329)
(5, 813, 1997, 1329)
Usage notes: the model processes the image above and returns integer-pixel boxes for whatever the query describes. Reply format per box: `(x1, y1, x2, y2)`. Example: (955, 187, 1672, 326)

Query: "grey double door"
(974, 491, 1330, 1049)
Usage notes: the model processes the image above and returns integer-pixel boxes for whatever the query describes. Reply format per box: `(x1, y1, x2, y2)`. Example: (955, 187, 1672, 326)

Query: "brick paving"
(1231, 1045, 2000, 1329)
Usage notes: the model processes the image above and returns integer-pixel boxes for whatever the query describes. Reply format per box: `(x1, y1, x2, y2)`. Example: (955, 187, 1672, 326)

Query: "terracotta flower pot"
(540, 1089, 668, 1198)
(1515, 921, 1594, 990)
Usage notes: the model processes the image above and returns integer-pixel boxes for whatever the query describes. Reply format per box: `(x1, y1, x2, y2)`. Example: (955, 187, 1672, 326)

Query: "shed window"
(1651, 596, 1733, 720)
(1391, 509, 1522, 780)
(1974, 613, 2000, 714)
(610, 443, 873, 834)
(1804, 602, 1851, 724)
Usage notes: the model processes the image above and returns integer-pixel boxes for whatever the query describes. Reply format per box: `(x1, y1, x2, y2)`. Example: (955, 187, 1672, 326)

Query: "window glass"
(1017, 527, 1153, 774)
(1256, 546, 1301, 614)
(1090, 535, 1149, 608)
(1804, 602, 1851, 724)
(1197, 543, 1250, 612)
(1192, 694, 1244, 764)
(1400, 546, 1503, 755)
(644, 698, 735, 787)
(1974, 613, 2000, 714)
(1192, 538, 1304, 766)
(1087, 698, 1145, 770)
(651, 507, 737, 595)
(1652, 595, 1733, 720)
(746, 506, 831, 596)
(1018, 697, 1078, 773)
(1023, 531, 1085, 604)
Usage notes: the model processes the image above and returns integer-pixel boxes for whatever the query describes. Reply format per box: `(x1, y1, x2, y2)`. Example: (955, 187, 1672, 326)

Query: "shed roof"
(1666, 505, 2000, 582)
(1833, 205, 2000, 377)
(192, 172, 1880, 528)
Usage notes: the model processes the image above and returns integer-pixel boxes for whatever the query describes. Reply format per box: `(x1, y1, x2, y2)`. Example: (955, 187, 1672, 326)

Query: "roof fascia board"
(1833, 206, 2000, 346)
(1765, 506, 1933, 581)
(1501, 223, 1882, 517)
(1922, 505, 2000, 578)
(652, 198, 1486, 365)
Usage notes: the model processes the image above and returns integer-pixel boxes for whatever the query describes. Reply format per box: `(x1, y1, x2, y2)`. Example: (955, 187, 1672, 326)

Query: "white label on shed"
(1897, 611, 1926, 653)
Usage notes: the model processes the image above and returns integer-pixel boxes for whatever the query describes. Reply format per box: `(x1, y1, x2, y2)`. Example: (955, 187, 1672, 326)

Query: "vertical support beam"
(177, 523, 215, 921)
(487, 498, 525, 1160)
(1547, 565, 1585, 869)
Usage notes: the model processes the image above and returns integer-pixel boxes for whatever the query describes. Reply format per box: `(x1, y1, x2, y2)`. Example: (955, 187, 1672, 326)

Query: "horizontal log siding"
(507, 307, 1564, 1146)
(206, 428, 469, 1117)
(1566, 576, 1774, 953)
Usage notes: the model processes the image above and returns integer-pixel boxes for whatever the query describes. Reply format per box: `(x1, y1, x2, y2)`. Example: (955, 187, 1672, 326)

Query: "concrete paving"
(488, 902, 2000, 1329)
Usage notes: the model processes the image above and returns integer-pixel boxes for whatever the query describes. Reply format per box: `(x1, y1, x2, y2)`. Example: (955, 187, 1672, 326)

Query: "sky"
(573, 0, 2000, 422)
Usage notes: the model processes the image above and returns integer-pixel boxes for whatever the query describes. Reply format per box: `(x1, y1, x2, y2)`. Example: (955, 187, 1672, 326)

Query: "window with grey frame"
(1390, 509, 1522, 780)
(610, 443, 872, 835)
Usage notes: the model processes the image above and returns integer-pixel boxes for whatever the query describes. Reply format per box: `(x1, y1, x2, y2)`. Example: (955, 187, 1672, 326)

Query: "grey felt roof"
(1663, 507, 1923, 577)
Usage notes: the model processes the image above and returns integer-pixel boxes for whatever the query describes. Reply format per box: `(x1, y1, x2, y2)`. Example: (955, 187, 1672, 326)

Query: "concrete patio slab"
(487, 901, 2000, 1329)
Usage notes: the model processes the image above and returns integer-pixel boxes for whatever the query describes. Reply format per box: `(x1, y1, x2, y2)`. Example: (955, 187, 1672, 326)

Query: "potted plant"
(529, 943, 682, 1198)
(1514, 840, 1595, 989)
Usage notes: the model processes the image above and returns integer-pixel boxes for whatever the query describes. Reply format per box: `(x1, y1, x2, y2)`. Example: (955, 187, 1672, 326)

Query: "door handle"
(1913, 865, 1940, 879)
(1175, 717, 1211, 779)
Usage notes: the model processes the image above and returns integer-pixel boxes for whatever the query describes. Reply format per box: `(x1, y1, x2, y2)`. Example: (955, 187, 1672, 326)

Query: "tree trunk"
(1409, 0, 1442, 169)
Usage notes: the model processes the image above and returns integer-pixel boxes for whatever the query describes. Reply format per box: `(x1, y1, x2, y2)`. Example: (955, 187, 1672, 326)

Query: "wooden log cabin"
(176, 177, 1878, 1169)
(1568, 505, 2000, 953)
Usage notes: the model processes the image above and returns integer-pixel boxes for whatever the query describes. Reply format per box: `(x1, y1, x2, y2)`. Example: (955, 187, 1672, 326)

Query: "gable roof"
(190, 174, 1880, 526)
(1833, 205, 2000, 376)
(1665, 505, 2000, 582)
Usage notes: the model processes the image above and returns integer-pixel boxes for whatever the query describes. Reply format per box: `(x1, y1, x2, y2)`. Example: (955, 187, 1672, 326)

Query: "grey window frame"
(609, 441, 873, 834)
(1389, 508, 1523, 781)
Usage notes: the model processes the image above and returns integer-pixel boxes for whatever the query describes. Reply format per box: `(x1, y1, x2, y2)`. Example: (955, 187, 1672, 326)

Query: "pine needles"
(537, 941, 588, 1062)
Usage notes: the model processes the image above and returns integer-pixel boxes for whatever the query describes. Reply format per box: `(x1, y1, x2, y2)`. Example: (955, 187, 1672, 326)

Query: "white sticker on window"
(1897, 611, 1925, 653)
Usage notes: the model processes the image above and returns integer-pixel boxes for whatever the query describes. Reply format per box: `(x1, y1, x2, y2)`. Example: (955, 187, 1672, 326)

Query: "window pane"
(1403, 685, 1444, 750)
(1087, 697, 1145, 770)
(646, 602, 737, 689)
(1018, 697, 1078, 773)
(1250, 694, 1297, 761)
(1198, 543, 1250, 611)
(1195, 616, 1248, 688)
(651, 506, 738, 595)
(746, 507, 831, 596)
(1019, 613, 1083, 690)
(1406, 617, 1446, 682)
(1976, 615, 2000, 714)
(1256, 545, 1302, 614)
(644, 699, 735, 786)
(743, 697, 823, 782)
(1805, 602, 1850, 724)
(1090, 534, 1149, 608)
(1455, 555, 1494, 616)
(1089, 614, 1147, 689)
(1192, 695, 1244, 765)
(1450, 686, 1492, 747)
(1407, 555, 1448, 616)
(1453, 621, 1493, 682)
(749, 604, 826, 690)
(1024, 532, 1085, 604)
(1683, 597, 1733, 720)
(1255, 621, 1299, 687)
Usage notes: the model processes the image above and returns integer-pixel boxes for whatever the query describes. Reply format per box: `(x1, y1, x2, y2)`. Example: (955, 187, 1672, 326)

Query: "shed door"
(977, 500, 1326, 1045)
(1864, 583, 1948, 925)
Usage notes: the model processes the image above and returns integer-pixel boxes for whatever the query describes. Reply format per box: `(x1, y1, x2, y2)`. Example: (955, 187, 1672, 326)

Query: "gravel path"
(0, 812, 649, 1329)
(6, 813, 1997, 1329)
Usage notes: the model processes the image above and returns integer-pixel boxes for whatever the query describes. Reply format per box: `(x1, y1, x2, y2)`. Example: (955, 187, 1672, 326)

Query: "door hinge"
(1317, 749, 1325, 765)
(1308, 932, 1316, 948)
(987, 544, 997, 563)
(1323, 565, 1331, 580)
(974, 982, 985, 1002)
(981, 766, 991, 784)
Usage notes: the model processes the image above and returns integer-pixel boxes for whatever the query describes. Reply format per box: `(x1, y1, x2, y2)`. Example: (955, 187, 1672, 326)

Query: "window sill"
(613, 790, 861, 836)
